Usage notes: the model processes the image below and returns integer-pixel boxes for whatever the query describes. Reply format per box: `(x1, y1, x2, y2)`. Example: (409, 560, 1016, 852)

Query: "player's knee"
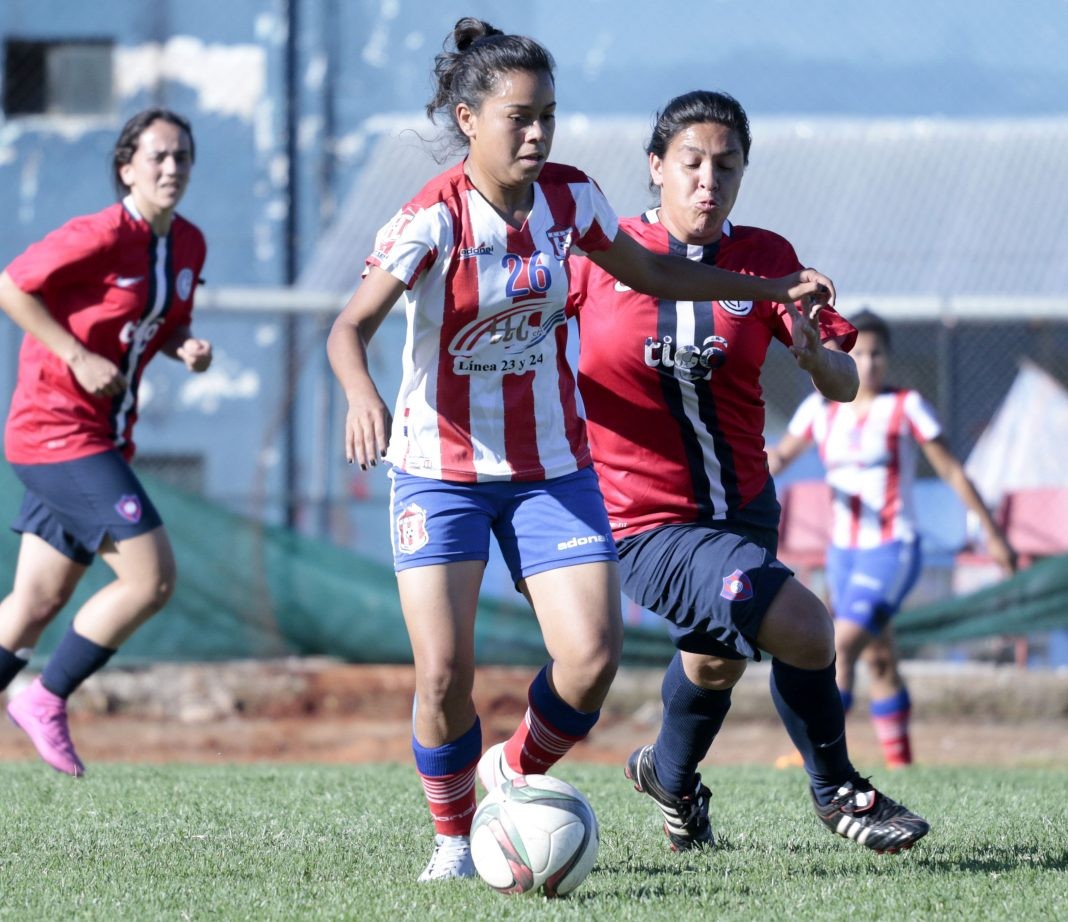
(18, 590, 69, 628)
(564, 643, 619, 695)
(415, 662, 473, 714)
(138, 574, 175, 614)
(794, 620, 835, 669)
(759, 579, 835, 669)
(863, 645, 895, 680)
(688, 655, 746, 690)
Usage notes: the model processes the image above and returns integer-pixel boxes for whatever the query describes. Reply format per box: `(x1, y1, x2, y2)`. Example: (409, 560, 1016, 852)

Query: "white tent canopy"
(965, 360, 1068, 508)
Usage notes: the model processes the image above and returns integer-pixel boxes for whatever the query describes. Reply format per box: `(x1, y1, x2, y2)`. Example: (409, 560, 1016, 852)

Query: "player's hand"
(176, 337, 213, 372)
(783, 295, 824, 372)
(771, 269, 836, 306)
(68, 349, 127, 397)
(344, 388, 392, 469)
(987, 532, 1019, 574)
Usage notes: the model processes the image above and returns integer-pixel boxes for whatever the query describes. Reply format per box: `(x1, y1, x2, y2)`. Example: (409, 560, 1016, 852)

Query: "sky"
(372, 0, 1068, 117)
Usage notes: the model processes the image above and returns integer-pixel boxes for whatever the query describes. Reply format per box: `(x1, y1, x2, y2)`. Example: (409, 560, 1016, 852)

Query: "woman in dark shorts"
(0, 108, 211, 776)
(570, 90, 930, 855)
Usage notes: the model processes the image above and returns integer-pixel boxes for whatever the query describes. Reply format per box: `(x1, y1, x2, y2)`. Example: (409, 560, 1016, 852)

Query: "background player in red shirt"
(768, 309, 1015, 768)
(571, 90, 929, 854)
(327, 19, 837, 882)
(0, 108, 211, 777)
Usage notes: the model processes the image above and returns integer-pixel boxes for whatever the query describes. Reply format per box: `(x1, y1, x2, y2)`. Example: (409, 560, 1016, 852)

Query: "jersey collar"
(643, 209, 733, 238)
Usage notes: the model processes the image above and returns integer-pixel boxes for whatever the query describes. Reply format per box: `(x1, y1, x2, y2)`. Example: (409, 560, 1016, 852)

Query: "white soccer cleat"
(417, 834, 476, 882)
(477, 742, 520, 793)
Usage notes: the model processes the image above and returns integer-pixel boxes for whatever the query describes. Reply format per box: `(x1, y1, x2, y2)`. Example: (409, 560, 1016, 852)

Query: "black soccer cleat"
(813, 776, 930, 854)
(625, 745, 714, 851)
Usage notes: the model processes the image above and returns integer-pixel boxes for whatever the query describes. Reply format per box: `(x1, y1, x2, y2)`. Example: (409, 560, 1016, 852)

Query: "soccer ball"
(470, 774, 599, 897)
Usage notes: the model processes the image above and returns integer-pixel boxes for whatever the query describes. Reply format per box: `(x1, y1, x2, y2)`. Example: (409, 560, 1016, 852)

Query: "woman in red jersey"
(0, 108, 211, 777)
(327, 19, 836, 882)
(570, 90, 929, 855)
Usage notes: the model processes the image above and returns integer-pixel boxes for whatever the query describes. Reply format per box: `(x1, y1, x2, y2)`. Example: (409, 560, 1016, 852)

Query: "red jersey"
(571, 212, 856, 539)
(4, 198, 206, 463)
(367, 161, 617, 482)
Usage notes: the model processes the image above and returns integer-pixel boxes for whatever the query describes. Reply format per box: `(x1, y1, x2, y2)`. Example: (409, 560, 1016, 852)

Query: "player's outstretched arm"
(589, 230, 836, 306)
(327, 267, 405, 469)
(922, 437, 1018, 573)
(766, 430, 811, 476)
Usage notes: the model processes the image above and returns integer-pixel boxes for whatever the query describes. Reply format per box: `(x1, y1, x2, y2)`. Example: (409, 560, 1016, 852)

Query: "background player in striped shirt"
(571, 90, 930, 855)
(768, 309, 1015, 767)
(327, 20, 836, 882)
(0, 108, 211, 777)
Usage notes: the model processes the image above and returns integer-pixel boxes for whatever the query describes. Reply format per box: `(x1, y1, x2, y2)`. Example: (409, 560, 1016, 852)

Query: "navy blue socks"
(40, 627, 116, 699)
(770, 657, 855, 805)
(0, 644, 30, 691)
(653, 652, 733, 795)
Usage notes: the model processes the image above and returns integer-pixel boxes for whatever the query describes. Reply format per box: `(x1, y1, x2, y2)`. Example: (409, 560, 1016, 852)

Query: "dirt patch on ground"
(1, 660, 1066, 769)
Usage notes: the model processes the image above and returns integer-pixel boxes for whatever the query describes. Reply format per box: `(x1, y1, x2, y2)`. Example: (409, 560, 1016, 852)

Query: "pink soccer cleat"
(7, 677, 85, 777)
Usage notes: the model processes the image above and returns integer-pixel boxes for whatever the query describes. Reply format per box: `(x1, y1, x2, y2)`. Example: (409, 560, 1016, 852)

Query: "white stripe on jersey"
(114, 234, 171, 448)
(673, 242, 728, 515)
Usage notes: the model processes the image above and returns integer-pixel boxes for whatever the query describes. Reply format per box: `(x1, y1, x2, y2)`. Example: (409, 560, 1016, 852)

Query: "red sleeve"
(566, 254, 592, 318)
(6, 212, 118, 295)
(817, 307, 858, 352)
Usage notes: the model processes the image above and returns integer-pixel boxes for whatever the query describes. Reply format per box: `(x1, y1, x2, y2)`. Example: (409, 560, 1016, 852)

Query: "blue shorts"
(826, 539, 922, 634)
(10, 450, 163, 565)
(388, 465, 618, 582)
(616, 520, 792, 661)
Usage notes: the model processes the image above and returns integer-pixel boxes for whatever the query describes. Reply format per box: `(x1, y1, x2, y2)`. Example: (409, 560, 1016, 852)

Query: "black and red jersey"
(4, 198, 206, 463)
(570, 211, 855, 538)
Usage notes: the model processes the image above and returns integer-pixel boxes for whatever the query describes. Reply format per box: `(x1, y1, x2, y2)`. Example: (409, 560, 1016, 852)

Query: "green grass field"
(2, 762, 1065, 921)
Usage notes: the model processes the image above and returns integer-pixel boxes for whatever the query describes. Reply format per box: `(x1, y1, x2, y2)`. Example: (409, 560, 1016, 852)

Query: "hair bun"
(453, 17, 503, 52)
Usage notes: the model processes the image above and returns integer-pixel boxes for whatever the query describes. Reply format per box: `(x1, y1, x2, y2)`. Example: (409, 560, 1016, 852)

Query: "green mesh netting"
(0, 463, 676, 666)
(895, 553, 1068, 647)
(4, 463, 1064, 665)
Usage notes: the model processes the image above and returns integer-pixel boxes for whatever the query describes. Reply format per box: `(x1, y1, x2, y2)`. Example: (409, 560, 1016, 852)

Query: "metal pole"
(283, 0, 299, 529)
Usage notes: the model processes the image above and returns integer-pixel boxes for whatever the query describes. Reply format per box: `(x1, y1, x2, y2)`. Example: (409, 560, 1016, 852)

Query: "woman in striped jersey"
(0, 108, 211, 777)
(769, 309, 1016, 767)
(327, 18, 835, 882)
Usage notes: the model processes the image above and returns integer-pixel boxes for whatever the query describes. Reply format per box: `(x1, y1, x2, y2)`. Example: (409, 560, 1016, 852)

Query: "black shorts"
(617, 519, 792, 661)
(10, 450, 163, 565)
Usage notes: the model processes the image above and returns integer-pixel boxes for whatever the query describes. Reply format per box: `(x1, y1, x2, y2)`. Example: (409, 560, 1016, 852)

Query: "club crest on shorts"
(396, 502, 429, 554)
(720, 568, 754, 602)
(115, 494, 143, 523)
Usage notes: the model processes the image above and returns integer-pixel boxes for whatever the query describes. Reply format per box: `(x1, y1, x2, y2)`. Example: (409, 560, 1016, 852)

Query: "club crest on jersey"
(546, 227, 572, 260)
(176, 268, 194, 300)
(396, 502, 429, 554)
(718, 299, 753, 316)
(720, 568, 754, 602)
(115, 494, 143, 523)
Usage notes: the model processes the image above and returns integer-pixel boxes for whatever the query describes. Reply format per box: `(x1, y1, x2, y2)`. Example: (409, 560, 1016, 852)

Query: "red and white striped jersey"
(367, 160, 617, 482)
(4, 197, 206, 464)
(571, 212, 856, 539)
(787, 388, 942, 548)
